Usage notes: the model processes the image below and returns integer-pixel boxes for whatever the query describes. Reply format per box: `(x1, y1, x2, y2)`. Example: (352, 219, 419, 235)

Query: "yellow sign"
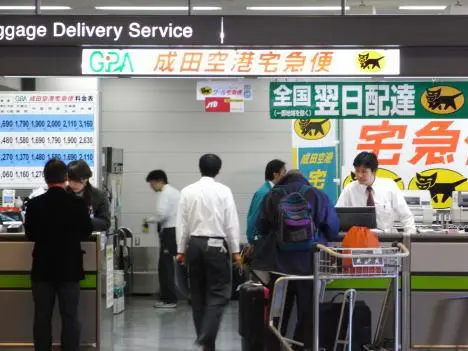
(294, 119, 331, 140)
(343, 168, 404, 190)
(408, 168, 468, 209)
(356, 51, 386, 73)
(420, 86, 464, 115)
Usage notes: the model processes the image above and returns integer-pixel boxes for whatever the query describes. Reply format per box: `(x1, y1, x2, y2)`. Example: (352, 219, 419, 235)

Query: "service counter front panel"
(410, 239, 468, 349)
(0, 234, 105, 350)
(330, 233, 468, 350)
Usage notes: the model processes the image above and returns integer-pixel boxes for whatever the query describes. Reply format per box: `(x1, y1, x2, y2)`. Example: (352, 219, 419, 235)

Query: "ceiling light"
(95, 6, 221, 11)
(246, 6, 350, 11)
(192, 6, 222, 11)
(398, 5, 447, 10)
(0, 5, 71, 10)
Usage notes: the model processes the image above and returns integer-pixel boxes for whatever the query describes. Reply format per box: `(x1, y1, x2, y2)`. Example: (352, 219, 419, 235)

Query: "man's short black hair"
(353, 152, 379, 172)
(265, 159, 286, 181)
(44, 158, 68, 184)
(199, 154, 222, 178)
(146, 170, 168, 184)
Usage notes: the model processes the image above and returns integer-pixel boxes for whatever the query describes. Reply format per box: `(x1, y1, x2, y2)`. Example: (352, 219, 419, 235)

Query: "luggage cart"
(268, 275, 357, 351)
(312, 243, 410, 351)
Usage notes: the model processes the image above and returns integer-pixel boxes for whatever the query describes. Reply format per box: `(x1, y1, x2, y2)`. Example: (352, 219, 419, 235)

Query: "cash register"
(402, 190, 433, 224)
(450, 191, 468, 224)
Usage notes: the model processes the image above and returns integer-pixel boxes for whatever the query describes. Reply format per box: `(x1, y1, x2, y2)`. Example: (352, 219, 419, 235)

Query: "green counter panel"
(327, 275, 468, 291)
(0, 274, 97, 289)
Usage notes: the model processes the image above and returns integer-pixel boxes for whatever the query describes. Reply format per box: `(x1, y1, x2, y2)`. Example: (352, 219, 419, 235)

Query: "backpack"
(273, 185, 317, 251)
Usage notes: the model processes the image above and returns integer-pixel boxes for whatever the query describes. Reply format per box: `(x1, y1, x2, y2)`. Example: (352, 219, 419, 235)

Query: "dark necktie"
(367, 186, 375, 207)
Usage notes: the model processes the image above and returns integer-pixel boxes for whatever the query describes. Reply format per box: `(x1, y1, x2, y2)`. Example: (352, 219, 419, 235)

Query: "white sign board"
(82, 49, 400, 76)
(196, 81, 253, 100)
(0, 92, 98, 188)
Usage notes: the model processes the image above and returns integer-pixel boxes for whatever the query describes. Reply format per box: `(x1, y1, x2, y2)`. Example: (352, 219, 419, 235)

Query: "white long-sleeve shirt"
(336, 177, 416, 234)
(147, 184, 180, 229)
(176, 177, 240, 254)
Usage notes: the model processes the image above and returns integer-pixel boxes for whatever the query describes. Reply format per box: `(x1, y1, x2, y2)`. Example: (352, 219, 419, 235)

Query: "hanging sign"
(271, 81, 468, 119)
(82, 48, 399, 76)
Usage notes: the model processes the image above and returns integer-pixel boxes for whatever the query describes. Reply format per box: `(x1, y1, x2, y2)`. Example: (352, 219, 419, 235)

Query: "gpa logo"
(342, 168, 404, 190)
(421, 86, 465, 115)
(88, 50, 134, 74)
(356, 51, 386, 73)
(294, 119, 331, 141)
(408, 168, 468, 209)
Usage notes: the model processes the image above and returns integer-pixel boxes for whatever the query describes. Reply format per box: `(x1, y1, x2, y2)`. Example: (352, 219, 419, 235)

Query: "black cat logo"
(358, 53, 385, 71)
(200, 87, 212, 95)
(421, 86, 465, 115)
(294, 119, 331, 140)
(414, 171, 467, 203)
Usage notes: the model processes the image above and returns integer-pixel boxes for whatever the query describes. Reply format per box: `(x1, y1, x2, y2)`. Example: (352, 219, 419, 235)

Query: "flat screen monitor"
(335, 206, 377, 232)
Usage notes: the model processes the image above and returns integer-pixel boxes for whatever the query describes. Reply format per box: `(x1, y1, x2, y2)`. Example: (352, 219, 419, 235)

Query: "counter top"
(337, 232, 468, 242)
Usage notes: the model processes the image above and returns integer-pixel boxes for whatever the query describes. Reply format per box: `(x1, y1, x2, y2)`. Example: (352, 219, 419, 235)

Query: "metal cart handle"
(315, 243, 410, 258)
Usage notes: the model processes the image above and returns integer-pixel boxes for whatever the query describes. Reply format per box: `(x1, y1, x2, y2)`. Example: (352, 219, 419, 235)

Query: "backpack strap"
(298, 184, 313, 197)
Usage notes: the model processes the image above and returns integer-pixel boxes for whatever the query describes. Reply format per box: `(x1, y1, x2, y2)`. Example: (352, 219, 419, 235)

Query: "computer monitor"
(335, 206, 377, 232)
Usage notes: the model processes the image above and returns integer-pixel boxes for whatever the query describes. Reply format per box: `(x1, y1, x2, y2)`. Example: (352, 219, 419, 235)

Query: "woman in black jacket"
(67, 160, 111, 232)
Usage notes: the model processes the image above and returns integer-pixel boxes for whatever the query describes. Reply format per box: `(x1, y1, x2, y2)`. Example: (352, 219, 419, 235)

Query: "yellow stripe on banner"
(292, 148, 298, 169)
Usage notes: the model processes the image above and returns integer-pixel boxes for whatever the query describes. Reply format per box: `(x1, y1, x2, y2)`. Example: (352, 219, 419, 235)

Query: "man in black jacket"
(254, 170, 340, 351)
(25, 159, 93, 351)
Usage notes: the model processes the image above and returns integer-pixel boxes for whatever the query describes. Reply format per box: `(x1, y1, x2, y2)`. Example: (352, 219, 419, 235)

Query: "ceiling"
(0, 0, 466, 15)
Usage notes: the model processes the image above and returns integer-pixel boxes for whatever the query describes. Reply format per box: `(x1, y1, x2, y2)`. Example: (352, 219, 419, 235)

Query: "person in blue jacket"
(246, 159, 286, 243)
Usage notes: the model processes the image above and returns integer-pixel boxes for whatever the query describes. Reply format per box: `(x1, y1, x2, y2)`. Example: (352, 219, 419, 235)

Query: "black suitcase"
(319, 294, 372, 351)
(238, 281, 270, 351)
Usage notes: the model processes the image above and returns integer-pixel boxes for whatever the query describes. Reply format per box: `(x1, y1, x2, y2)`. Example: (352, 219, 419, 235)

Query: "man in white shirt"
(145, 170, 181, 309)
(336, 152, 416, 234)
(176, 154, 241, 351)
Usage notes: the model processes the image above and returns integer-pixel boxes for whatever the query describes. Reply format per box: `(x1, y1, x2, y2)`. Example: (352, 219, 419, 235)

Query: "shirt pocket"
(375, 199, 393, 227)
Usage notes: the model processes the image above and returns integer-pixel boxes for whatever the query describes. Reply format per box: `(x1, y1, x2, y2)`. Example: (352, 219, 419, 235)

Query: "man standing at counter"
(144, 169, 180, 309)
(25, 159, 93, 351)
(336, 152, 416, 234)
(246, 159, 286, 244)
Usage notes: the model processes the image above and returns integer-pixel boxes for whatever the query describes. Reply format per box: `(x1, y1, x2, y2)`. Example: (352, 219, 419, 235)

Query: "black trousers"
(266, 277, 314, 351)
(187, 236, 231, 351)
(32, 281, 81, 351)
(158, 227, 177, 303)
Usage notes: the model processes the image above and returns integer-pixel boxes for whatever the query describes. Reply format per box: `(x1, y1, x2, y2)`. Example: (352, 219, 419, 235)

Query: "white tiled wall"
(100, 78, 291, 244)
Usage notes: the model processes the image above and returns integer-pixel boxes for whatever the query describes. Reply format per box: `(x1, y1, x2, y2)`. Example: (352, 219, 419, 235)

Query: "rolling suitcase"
(320, 293, 372, 351)
(238, 281, 270, 351)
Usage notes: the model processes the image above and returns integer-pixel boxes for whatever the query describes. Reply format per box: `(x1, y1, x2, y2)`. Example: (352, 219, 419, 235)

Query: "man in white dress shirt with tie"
(336, 151, 416, 234)
(176, 154, 241, 351)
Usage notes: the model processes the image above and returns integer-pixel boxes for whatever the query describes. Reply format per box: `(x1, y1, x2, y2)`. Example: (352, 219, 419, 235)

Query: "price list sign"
(0, 93, 98, 188)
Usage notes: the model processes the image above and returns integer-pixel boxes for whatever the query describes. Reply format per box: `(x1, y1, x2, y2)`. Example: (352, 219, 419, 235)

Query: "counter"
(0, 233, 114, 350)
(329, 232, 468, 351)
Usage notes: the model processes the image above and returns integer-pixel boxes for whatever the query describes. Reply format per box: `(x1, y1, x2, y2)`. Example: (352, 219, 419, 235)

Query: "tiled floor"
(111, 297, 242, 351)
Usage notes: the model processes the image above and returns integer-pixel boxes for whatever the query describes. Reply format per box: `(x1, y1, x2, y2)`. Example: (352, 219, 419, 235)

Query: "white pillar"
(446, 4, 468, 14)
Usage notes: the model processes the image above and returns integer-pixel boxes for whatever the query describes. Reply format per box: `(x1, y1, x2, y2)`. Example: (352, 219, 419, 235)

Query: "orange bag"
(342, 226, 381, 273)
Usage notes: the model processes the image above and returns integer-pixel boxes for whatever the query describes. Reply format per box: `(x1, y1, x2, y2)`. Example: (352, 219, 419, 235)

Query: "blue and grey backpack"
(273, 185, 317, 251)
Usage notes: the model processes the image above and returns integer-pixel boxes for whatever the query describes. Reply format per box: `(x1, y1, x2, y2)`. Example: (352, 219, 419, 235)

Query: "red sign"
(205, 97, 230, 112)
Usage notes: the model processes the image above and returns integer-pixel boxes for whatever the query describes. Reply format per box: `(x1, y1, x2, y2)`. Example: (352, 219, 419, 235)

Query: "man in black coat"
(25, 159, 93, 351)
